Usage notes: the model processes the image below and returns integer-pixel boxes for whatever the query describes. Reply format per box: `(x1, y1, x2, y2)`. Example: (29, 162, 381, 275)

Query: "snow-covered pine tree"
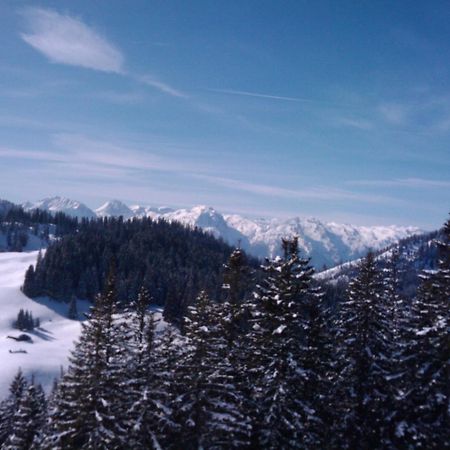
(245, 237, 324, 448)
(40, 265, 128, 450)
(222, 247, 251, 349)
(379, 247, 413, 446)
(333, 251, 395, 449)
(3, 379, 47, 450)
(399, 216, 450, 448)
(126, 286, 174, 449)
(0, 369, 28, 447)
(170, 291, 251, 449)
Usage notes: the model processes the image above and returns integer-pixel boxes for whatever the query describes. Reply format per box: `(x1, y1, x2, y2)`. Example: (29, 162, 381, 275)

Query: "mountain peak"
(22, 196, 96, 219)
(95, 200, 133, 219)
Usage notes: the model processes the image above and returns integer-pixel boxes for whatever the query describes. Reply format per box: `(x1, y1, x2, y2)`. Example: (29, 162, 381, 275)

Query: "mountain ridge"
(21, 196, 423, 268)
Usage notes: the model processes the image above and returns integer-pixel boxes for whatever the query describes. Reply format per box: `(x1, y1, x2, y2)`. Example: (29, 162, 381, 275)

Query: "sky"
(0, 0, 449, 229)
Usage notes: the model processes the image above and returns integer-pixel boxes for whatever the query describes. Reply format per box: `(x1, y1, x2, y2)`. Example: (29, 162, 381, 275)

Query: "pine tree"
(3, 380, 47, 450)
(170, 291, 251, 449)
(399, 216, 450, 448)
(0, 369, 28, 446)
(67, 296, 78, 320)
(245, 237, 324, 448)
(41, 265, 128, 449)
(222, 248, 253, 348)
(125, 286, 174, 449)
(333, 251, 395, 449)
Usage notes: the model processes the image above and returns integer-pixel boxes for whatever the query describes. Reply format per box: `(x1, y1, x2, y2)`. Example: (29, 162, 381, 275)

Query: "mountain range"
(22, 196, 423, 268)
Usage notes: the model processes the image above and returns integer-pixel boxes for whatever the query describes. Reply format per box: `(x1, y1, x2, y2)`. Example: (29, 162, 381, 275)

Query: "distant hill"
(316, 229, 440, 301)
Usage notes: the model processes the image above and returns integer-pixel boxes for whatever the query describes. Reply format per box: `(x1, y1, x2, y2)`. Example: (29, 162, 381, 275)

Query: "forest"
(22, 216, 258, 322)
(0, 201, 79, 252)
(1, 215, 448, 449)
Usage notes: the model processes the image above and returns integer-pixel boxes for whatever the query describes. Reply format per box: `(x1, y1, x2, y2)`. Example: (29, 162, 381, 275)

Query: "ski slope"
(0, 251, 87, 398)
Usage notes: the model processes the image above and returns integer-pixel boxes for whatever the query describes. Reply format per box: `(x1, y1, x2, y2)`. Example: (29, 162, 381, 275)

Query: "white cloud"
(348, 177, 450, 189)
(207, 88, 319, 103)
(21, 8, 124, 73)
(337, 117, 374, 130)
(137, 75, 188, 98)
(195, 175, 395, 204)
(378, 103, 410, 125)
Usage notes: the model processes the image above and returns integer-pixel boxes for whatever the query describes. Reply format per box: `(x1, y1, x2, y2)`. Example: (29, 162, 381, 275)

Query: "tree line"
(0, 202, 80, 252)
(22, 216, 258, 322)
(1, 218, 449, 449)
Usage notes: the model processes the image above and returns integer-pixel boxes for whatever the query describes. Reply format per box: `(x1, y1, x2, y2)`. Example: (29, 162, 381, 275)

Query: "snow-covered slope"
(316, 230, 439, 299)
(0, 251, 168, 398)
(130, 205, 175, 218)
(95, 199, 134, 219)
(0, 251, 87, 397)
(23, 196, 96, 219)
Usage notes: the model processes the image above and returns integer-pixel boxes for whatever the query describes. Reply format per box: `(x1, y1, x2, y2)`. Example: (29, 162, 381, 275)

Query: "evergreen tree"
(399, 216, 450, 448)
(67, 296, 78, 320)
(171, 291, 251, 449)
(333, 251, 395, 449)
(3, 380, 47, 450)
(0, 369, 28, 446)
(245, 237, 324, 448)
(125, 286, 174, 449)
(41, 266, 128, 449)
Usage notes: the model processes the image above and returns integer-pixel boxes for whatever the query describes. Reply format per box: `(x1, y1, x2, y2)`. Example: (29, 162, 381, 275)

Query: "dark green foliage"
(0, 369, 28, 446)
(0, 203, 79, 252)
(1, 218, 448, 449)
(67, 296, 78, 320)
(244, 237, 331, 448)
(398, 217, 450, 449)
(24, 216, 256, 321)
(14, 309, 39, 331)
(41, 268, 128, 449)
(170, 291, 251, 449)
(3, 380, 47, 449)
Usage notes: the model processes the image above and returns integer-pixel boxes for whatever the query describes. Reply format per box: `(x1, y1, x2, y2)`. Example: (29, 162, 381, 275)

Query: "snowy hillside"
(22, 196, 423, 268)
(316, 230, 439, 300)
(0, 251, 86, 397)
(0, 251, 167, 397)
(22, 196, 96, 219)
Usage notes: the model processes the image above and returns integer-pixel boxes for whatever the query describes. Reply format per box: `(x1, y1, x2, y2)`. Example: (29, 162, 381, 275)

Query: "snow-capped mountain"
(95, 200, 134, 219)
(22, 196, 96, 219)
(22, 197, 423, 268)
(145, 205, 422, 268)
(129, 205, 175, 218)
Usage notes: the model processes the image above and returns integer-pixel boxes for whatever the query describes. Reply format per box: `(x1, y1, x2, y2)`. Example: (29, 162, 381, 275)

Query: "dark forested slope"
(0, 200, 79, 252)
(23, 216, 255, 320)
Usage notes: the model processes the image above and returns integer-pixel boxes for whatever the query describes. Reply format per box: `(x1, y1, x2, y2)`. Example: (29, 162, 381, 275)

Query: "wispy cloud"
(206, 88, 321, 103)
(19, 8, 187, 98)
(336, 117, 374, 130)
(195, 175, 396, 204)
(137, 75, 188, 99)
(3, 133, 218, 178)
(92, 90, 144, 105)
(20, 8, 124, 73)
(378, 103, 410, 125)
(347, 177, 450, 189)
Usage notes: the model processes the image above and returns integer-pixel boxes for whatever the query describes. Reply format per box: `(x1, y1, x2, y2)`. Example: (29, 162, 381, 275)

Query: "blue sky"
(0, 0, 449, 228)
